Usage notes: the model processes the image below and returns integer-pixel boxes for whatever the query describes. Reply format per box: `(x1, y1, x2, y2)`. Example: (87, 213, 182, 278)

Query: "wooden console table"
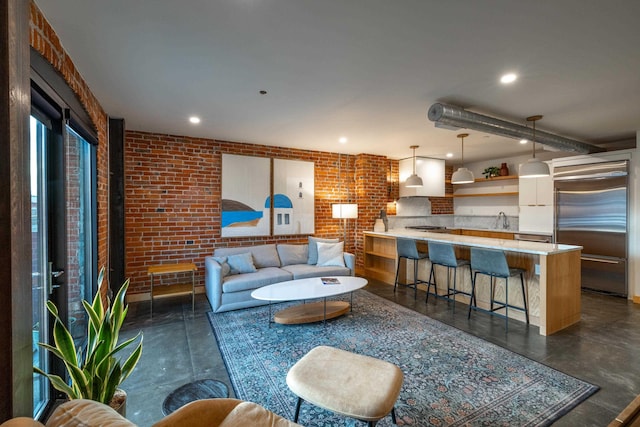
(147, 263, 197, 317)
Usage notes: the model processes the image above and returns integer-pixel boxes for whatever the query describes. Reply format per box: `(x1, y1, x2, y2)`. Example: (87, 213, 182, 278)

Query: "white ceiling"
(35, 0, 640, 163)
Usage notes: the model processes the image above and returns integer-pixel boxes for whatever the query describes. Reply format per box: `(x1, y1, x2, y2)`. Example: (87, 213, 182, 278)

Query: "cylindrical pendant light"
(519, 115, 550, 178)
(451, 133, 475, 184)
(405, 145, 423, 187)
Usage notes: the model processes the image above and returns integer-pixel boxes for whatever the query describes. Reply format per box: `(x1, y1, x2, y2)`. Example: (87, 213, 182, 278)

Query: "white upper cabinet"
(399, 157, 445, 197)
(518, 166, 553, 206)
(518, 162, 554, 233)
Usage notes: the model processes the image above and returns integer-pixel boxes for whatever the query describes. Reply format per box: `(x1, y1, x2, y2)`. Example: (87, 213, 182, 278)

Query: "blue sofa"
(205, 240, 355, 313)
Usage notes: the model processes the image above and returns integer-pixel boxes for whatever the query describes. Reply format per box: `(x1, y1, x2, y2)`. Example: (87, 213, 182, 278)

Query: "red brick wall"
(124, 131, 389, 296)
(124, 139, 450, 296)
(354, 154, 392, 268)
(430, 165, 454, 214)
(29, 2, 110, 288)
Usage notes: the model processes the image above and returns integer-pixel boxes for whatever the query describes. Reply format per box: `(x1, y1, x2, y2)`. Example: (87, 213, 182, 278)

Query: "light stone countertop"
(365, 230, 581, 255)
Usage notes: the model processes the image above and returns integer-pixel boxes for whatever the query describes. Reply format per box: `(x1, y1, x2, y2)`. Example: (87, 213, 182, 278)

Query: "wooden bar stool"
(394, 237, 429, 299)
(426, 241, 471, 308)
(468, 247, 529, 331)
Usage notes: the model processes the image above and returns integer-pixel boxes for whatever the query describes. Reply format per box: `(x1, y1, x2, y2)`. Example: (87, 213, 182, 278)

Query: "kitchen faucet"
(496, 211, 509, 229)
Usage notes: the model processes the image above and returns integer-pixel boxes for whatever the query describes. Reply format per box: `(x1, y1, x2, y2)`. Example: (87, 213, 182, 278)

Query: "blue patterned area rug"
(207, 290, 598, 426)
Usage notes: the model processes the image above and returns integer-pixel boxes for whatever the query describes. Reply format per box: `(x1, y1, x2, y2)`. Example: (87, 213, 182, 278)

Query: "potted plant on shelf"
(482, 166, 501, 179)
(34, 267, 143, 415)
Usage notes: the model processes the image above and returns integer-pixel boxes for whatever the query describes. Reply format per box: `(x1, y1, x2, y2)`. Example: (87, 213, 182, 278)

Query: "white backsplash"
(387, 214, 518, 232)
(395, 197, 431, 216)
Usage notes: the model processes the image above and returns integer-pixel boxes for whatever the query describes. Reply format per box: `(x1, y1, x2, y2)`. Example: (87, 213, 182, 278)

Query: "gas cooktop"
(405, 225, 447, 231)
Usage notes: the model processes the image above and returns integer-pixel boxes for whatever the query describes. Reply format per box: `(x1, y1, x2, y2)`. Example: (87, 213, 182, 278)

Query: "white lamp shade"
(519, 158, 550, 178)
(451, 167, 475, 184)
(332, 203, 358, 219)
(405, 173, 423, 188)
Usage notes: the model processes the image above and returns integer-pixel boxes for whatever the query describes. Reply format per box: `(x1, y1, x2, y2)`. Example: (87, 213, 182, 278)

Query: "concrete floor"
(120, 279, 640, 426)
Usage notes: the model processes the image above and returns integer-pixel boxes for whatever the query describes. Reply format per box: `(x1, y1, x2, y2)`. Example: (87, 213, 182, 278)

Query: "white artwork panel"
(272, 159, 315, 235)
(221, 154, 271, 237)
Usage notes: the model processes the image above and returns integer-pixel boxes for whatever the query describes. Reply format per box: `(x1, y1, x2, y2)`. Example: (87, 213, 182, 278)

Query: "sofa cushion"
(226, 253, 257, 274)
(222, 267, 292, 293)
(277, 244, 309, 266)
(214, 244, 281, 268)
(316, 241, 345, 267)
(281, 264, 351, 280)
(308, 237, 339, 265)
(212, 256, 231, 277)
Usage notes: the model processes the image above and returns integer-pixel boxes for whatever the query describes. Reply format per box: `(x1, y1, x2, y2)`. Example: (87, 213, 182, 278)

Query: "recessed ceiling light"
(520, 138, 528, 144)
(189, 116, 201, 124)
(339, 137, 348, 144)
(446, 153, 453, 158)
(500, 73, 517, 84)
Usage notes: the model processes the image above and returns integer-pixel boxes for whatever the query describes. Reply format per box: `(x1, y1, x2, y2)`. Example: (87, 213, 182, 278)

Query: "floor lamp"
(332, 203, 358, 245)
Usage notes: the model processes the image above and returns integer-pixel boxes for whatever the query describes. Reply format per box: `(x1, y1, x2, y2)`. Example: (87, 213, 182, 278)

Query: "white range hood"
(399, 157, 445, 197)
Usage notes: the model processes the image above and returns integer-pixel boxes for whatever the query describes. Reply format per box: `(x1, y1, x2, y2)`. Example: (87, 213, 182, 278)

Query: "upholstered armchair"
(1, 398, 301, 427)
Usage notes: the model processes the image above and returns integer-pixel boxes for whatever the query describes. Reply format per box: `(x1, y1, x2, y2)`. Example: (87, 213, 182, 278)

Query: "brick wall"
(125, 137, 452, 296)
(429, 165, 454, 214)
(125, 131, 394, 296)
(29, 2, 110, 284)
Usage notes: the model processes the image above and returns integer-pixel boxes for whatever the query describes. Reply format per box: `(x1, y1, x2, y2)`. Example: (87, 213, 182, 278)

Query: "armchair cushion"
(0, 418, 45, 427)
(153, 398, 301, 427)
(45, 399, 135, 427)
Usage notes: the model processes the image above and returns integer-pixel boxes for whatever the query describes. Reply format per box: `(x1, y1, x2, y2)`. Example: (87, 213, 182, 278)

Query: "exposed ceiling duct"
(427, 103, 604, 154)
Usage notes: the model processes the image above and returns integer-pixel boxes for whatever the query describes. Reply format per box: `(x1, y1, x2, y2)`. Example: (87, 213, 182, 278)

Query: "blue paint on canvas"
(221, 210, 263, 227)
(265, 194, 293, 208)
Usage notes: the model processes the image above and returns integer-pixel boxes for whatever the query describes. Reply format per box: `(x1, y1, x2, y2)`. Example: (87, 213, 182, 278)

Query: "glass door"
(30, 115, 50, 418)
(64, 125, 96, 346)
(30, 62, 98, 419)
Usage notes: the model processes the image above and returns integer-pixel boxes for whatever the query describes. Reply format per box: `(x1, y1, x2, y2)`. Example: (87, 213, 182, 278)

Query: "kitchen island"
(363, 230, 582, 336)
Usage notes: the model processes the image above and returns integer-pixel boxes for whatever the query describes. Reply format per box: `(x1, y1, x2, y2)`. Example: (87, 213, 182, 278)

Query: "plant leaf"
(34, 368, 78, 399)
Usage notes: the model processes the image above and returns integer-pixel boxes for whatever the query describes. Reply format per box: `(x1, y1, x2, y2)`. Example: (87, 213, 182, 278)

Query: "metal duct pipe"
(427, 103, 604, 154)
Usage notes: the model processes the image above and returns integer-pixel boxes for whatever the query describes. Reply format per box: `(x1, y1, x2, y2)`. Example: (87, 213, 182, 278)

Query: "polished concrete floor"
(120, 279, 640, 426)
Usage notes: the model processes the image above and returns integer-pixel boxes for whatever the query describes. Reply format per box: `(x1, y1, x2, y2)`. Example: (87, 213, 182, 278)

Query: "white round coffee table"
(251, 276, 367, 325)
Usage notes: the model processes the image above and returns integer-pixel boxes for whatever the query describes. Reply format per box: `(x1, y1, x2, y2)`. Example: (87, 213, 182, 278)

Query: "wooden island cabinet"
(363, 230, 582, 336)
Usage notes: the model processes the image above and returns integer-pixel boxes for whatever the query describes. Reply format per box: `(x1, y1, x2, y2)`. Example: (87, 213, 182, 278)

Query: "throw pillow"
(316, 241, 346, 267)
(212, 256, 231, 277)
(226, 252, 257, 274)
(308, 236, 339, 265)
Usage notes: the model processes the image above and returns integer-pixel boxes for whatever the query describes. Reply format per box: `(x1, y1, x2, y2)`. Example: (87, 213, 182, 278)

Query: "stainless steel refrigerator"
(554, 161, 628, 296)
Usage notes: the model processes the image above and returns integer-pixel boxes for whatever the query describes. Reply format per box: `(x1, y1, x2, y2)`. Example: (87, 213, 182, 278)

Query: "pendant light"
(451, 133, 475, 184)
(405, 145, 423, 187)
(519, 115, 550, 178)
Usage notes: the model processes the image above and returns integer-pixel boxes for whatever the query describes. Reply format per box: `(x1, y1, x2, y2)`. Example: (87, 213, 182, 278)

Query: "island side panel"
(539, 250, 582, 336)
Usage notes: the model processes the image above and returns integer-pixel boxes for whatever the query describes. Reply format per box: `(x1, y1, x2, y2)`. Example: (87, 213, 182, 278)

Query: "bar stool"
(426, 241, 471, 307)
(468, 247, 529, 331)
(394, 237, 429, 299)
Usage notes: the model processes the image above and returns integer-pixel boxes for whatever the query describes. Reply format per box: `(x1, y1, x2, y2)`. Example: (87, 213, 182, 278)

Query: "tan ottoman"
(286, 346, 404, 426)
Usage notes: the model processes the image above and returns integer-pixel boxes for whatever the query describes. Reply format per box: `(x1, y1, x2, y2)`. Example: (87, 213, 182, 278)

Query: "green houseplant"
(482, 166, 501, 179)
(34, 267, 143, 409)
